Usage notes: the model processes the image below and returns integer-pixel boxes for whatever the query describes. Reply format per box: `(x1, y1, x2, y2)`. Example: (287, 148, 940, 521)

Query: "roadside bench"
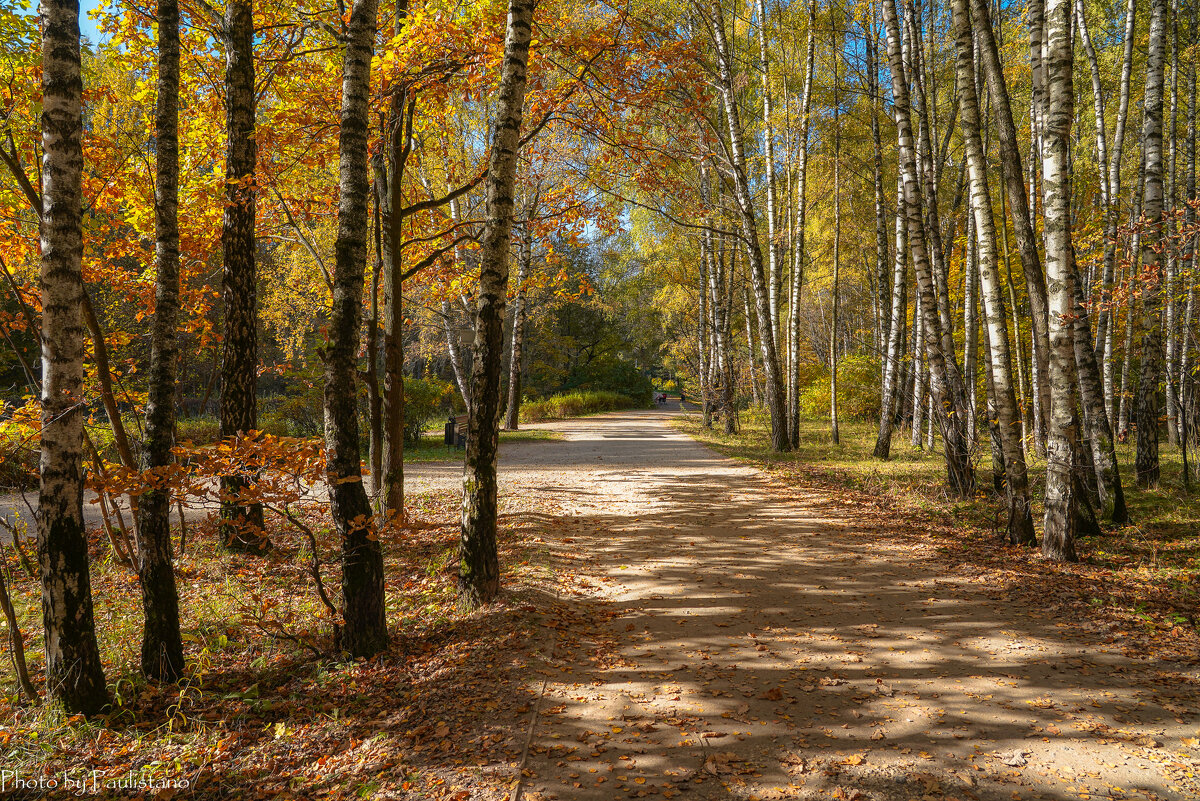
(444, 414, 469, 448)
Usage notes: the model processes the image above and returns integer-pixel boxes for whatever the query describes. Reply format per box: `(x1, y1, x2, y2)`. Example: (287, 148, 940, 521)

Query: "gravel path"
(504, 408, 1200, 801)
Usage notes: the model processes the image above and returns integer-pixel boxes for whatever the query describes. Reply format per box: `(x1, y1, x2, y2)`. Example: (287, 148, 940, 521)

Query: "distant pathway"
(496, 408, 1200, 801)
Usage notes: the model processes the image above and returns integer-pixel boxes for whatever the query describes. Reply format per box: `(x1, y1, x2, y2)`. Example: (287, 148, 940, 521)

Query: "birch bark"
(459, 0, 536, 605)
(327, 0, 387, 656)
(37, 0, 109, 713)
(1135, 0, 1169, 488)
(709, 1, 789, 451)
(219, 0, 267, 552)
(882, 0, 974, 495)
(1041, 0, 1080, 561)
(137, 0, 185, 681)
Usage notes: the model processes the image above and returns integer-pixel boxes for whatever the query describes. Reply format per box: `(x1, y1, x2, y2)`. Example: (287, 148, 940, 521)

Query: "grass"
(675, 411, 1200, 652)
(519, 390, 644, 422)
(404, 427, 563, 462)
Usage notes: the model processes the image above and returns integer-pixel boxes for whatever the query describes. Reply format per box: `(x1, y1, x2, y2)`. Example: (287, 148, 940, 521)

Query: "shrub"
(267, 386, 325, 437)
(404, 378, 458, 445)
(562, 358, 654, 406)
(797, 355, 882, 421)
(520, 390, 641, 422)
(0, 402, 38, 490)
(176, 415, 221, 445)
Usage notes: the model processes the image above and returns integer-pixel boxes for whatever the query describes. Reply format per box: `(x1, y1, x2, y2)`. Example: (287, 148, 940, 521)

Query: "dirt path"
(501, 408, 1200, 801)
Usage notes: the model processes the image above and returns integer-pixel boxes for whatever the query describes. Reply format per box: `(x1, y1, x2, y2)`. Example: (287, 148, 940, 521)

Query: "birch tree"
(37, 0, 109, 714)
(459, 0, 536, 605)
(504, 196, 537, 430)
(707, 0, 789, 452)
(137, 0, 185, 682)
(951, 0, 1034, 544)
(1135, 0, 1170, 488)
(324, 0, 388, 657)
(874, 177, 908, 459)
(881, 0, 974, 495)
(786, 0, 815, 448)
(1040, 0, 1080, 561)
(219, 0, 267, 552)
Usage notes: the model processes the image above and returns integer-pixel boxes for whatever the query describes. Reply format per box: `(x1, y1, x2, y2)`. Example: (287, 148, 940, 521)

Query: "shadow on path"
(503, 410, 1200, 801)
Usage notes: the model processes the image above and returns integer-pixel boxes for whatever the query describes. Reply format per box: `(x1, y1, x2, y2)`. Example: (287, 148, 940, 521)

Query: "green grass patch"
(519, 390, 644, 423)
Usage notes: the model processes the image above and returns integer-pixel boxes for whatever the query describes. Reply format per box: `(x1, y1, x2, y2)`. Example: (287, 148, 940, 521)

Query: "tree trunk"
(829, 5, 840, 446)
(1165, 0, 1180, 447)
(458, 0, 535, 606)
(882, 0, 974, 495)
(709, 240, 736, 435)
(743, 284, 762, 407)
(504, 209, 534, 431)
(971, 0, 1052, 451)
(1095, 0, 1139, 417)
(963, 214, 979, 445)
(786, 0, 816, 448)
(1119, 156, 1147, 435)
(327, 0, 387, 657)
(219, 0, 266, 553)
(868, 6, 891, 362)
(443, 299, 473, 412)
(874, 176, 908, 459)
(754, 0, 781, 336)
(1040, 0, 1080, 561)
(1071, 259, 1129, 523)
(368, 158, 385, 500)
(1135, 0, 1169, 488)
(699, 228, 712, 427)
(709, 1, 788, 452)
(137, 0, 185, 681)
(37, 0, 109, 714)
(952, 0, 1034, 544)
(0, 564, 39, 703)
(906, 1, 956, 372)
(1183, 2, 1198, 479)
(381, 11, 412, 520)
(911, 294, 926, 449)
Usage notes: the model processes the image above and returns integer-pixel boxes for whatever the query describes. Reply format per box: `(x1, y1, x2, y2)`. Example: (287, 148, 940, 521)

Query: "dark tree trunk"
(381, 34, 412, 519)
(219, 0, 266, 552)
(38, 0, 109, 715)
(868, 7, 890, 361)
(328, 0, 387, 657)
(368, 156, 385, 502)
(1135, 0, 1169, 488)
(459, 0, 536, 606)
(137, 0, 185, 682)
(504, 206, 535, 431)
(1070, 253, 1129, 523)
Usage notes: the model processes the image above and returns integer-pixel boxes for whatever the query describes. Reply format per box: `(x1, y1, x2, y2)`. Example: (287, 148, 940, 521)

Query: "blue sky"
(80, 0, 105, 47)
(13, 0, 106, 46)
